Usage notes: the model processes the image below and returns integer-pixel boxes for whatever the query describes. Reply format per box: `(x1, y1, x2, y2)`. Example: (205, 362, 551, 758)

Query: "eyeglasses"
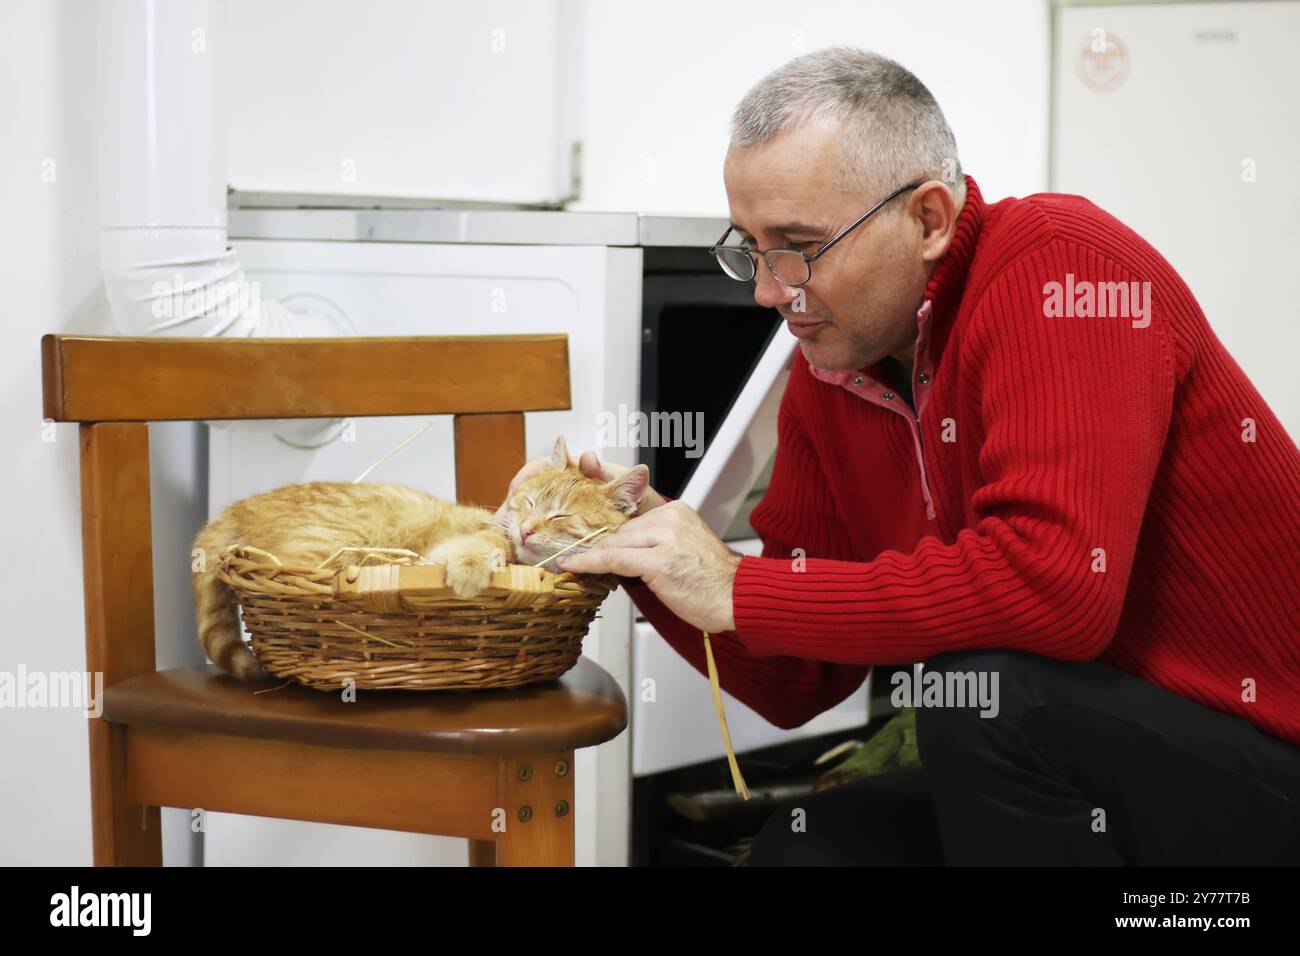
(710, 181, 921, 286)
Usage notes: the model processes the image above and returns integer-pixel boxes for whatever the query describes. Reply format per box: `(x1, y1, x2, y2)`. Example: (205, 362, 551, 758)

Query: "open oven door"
(631, 329, 875, 778)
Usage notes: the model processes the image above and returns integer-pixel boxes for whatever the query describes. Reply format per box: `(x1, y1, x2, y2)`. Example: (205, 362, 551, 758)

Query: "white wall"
(573, 0, 1050, 214)
(0, 0, 105, 866)
(0, 0, 207, 866)
(0, 0, 109, 865)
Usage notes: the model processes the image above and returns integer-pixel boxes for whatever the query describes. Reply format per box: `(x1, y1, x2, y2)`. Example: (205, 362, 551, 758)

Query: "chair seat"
(104, 659, 627, 755)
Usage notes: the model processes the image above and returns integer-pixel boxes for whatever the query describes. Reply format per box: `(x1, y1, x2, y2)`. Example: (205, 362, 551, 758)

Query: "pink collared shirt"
(805, 298, 938, 520)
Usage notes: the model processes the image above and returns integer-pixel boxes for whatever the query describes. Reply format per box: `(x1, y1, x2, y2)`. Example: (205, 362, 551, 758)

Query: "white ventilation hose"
(98, 0, 349, 437)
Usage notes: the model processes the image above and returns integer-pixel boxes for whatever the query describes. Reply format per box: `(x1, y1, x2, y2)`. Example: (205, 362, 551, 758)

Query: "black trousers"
(747, 649, 1300, 865)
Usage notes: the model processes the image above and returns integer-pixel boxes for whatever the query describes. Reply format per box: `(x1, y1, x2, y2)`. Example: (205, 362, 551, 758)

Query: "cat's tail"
(192, 524, 270, 681)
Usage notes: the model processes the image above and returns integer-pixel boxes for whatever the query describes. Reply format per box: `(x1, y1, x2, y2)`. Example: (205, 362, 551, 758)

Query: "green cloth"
(817, 708, 920, 790)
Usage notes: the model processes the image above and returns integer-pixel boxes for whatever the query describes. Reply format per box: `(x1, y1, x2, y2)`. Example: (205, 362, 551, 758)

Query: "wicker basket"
(217, 546, 620, 691)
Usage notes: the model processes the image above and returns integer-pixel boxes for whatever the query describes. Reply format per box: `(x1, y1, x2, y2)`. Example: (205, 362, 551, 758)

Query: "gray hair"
(730, 47, 964, 206)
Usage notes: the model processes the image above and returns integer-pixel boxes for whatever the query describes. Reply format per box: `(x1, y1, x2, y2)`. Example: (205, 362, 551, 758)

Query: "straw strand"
(703, 631, 750, 799)
(353, 418, 436, 483)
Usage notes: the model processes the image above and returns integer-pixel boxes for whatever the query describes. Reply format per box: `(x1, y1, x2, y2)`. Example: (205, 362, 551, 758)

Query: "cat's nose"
(520, 527, 534, 544)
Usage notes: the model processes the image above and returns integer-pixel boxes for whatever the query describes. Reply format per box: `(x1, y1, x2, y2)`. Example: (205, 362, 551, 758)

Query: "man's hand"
(556, 501, 742, 634)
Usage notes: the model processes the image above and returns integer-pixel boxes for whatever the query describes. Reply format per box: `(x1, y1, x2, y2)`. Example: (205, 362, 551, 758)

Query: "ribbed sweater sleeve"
(622, 402, 872, 728)
(732, 241, 1176, 666)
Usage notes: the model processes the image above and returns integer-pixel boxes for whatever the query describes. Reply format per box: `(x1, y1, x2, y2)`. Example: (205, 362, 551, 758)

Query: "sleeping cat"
(192, 435, 648, 679)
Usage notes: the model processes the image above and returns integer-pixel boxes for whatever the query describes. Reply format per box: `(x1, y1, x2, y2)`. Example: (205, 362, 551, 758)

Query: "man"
(511, 48, 1300, 865)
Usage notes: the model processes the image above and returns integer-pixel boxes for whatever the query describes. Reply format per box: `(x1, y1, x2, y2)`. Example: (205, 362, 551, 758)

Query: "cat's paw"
(444, 554, 493, 599)
(425, 541, 508, 599)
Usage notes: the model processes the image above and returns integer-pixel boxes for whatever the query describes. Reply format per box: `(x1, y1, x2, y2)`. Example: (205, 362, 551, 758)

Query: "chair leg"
(494, 751, 576, 866)
(78, 423, 162, 864)
(90, 722, 161, 865)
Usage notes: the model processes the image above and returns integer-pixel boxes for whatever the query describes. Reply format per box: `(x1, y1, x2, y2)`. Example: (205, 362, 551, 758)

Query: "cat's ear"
(604, 464, 649, 515)
(549, 435, 571, 470)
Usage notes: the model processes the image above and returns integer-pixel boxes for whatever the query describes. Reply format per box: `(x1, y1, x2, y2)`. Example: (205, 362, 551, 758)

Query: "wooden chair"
(40, 332, 628, 867)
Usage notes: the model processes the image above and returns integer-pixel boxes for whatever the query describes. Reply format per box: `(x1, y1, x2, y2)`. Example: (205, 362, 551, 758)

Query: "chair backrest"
(40, 332, 572, 689)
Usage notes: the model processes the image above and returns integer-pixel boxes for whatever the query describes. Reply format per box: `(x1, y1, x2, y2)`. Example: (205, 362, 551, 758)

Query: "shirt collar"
(807, 174, 986, 391)
(807, 299, 934, 391)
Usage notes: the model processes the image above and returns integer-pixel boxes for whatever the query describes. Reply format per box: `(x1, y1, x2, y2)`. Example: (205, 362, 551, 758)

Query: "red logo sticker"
(1077, 30, 1130, 93)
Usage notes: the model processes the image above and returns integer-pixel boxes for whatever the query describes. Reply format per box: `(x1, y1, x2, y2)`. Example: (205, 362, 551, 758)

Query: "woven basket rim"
(216, 544, 619, 596)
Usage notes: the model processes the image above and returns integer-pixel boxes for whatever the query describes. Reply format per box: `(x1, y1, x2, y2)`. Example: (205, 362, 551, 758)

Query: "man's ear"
(605, 464, 649, 515)
(911, 179, 960, 264)
(549, 434, 570, 469)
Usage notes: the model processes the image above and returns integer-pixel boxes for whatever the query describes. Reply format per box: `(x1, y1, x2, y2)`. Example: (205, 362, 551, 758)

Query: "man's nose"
(752, 260, 799, 310)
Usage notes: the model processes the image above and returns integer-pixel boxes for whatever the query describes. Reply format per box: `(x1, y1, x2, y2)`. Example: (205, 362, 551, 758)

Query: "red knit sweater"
(626, 175, 1300, 745)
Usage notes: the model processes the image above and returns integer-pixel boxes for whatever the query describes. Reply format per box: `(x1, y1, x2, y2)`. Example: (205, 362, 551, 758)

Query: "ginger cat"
(192, 436, 648, 679)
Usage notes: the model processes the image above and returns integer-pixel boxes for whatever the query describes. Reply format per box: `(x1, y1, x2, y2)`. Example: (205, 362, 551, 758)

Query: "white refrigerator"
(1052, 0, 1299, 441)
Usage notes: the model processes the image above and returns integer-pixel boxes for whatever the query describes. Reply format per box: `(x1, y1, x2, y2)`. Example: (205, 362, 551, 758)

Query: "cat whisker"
(532, 526, 611, 569)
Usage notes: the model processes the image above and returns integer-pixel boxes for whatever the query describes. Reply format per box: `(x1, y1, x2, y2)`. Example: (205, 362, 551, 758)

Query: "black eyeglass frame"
(709, 181, 923, 285)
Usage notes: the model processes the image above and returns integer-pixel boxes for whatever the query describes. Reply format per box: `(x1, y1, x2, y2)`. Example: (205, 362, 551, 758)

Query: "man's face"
(722, 119, 935, 372)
